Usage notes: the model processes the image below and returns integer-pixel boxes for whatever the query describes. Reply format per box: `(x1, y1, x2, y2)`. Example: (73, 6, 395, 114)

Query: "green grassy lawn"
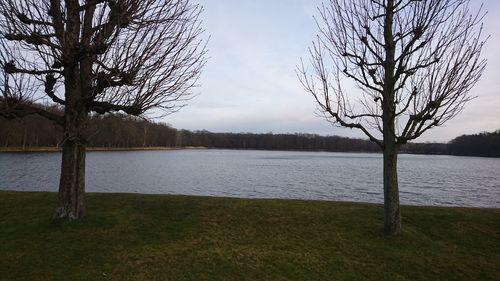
(0, 191, 499, 281)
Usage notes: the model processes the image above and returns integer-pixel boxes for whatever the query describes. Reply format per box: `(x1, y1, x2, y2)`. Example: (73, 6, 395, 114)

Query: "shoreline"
(0, 146, 207, 152)
(1, 146, 498, 158)
(1, 190, 498, 209)
(0, 146, 381, 153)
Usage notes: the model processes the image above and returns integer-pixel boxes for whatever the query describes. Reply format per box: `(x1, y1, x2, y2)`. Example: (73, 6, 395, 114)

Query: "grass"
(0, 191, 499, 281)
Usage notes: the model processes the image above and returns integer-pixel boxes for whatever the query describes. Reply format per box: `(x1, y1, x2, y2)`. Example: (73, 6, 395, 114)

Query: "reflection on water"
(1, 149, 499, 207)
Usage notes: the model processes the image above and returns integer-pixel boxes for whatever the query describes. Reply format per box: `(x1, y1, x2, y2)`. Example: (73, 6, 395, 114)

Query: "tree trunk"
(21, 120, 27, 150)
(383, 145, 401, 235)
(53, 138, 86, 219)
(381, 0, 400, 235)
(53, 97, 88, 220)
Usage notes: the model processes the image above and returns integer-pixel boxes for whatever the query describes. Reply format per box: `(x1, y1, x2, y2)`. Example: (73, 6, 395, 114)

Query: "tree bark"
(53, 61, 88, 219)
(380, 0, 401, 235)
(53, 137, 86, 219)
(383, 144, 401, 235)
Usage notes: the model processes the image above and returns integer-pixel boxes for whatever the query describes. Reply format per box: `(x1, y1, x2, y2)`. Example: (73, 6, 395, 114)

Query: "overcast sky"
(164, 0, 500, 142)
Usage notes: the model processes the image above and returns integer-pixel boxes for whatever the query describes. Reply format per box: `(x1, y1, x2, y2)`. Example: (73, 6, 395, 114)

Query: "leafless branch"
(298, 0, 487, 147)
(0, 0, 207, 121)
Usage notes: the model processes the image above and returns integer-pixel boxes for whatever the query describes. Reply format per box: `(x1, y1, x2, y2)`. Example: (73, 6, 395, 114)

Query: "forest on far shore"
(1, 112, 499, 158)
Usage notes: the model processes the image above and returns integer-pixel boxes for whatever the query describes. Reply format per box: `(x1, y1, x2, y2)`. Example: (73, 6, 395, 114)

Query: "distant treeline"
(447, 130, 500, 157)
(1, 111, 499, 157)
(0, 113, 379, 152)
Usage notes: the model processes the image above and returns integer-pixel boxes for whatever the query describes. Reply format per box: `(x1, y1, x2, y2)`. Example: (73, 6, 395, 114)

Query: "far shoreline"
(1, 146, 498, 158)
(0, 146, 384, 154)
(0, 146, 208, 153)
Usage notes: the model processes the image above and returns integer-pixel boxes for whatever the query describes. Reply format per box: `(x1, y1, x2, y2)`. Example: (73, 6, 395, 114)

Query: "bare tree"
(297, 0, 487, 234)
(0, 0, 207, 220)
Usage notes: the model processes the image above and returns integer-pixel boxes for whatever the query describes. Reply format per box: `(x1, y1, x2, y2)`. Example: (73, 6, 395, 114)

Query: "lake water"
(0, 149, 499, 208)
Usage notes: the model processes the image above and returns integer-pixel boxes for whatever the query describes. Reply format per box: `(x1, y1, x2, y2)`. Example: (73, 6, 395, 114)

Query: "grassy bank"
(0, 191, 498, 281)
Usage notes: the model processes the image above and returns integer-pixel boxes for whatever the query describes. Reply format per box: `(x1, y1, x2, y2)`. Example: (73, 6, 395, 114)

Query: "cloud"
(164, 0, 500, 142)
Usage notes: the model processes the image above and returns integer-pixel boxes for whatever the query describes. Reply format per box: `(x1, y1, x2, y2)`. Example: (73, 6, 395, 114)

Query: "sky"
(164, 0, 500, 143)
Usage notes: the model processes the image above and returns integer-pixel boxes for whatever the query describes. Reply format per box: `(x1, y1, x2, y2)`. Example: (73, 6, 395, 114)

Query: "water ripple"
(1, 150, 499, 208)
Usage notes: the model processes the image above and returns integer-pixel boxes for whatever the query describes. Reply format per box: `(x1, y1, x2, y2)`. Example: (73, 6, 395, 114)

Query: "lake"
(0, 149, 499, 208)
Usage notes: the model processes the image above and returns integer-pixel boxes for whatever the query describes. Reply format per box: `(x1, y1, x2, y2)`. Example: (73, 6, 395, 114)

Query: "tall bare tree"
(0, 0, 207, 219)
(297, 0, 487, 234)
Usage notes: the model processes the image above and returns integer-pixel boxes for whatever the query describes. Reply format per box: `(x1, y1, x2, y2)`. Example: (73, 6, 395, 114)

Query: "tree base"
(52, 205, 83, 220)
(384, 220, 402, 235)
